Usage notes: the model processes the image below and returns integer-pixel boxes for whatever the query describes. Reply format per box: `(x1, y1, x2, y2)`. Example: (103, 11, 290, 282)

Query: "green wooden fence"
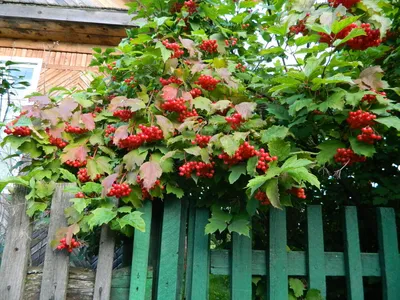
(110, 201, 400, 300)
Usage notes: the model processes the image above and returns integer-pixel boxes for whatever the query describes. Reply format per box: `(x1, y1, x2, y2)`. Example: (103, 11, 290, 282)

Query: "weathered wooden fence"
(0, 183, 399, 299)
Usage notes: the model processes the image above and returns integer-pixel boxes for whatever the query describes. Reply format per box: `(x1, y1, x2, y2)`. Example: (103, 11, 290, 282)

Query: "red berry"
(347, 110, 376, 129)
(195, 75, 220, 91)
(334, 148, 366, 165)
(160, 76, 183, 86)
(65, 123, 88, 134)
(328, 0, 360, 9)
(255, 190, 271, 205)
(107, 182, 132, 198)
(162, 40, 185, 58)
(289, 187, 307, 199)
(179, 161, 215, 178)
(192, 134, 212, 148)
(113, 109, 134, 121)
(199, 40, 218, 54)
(75, 192, 85, 198)
(4, 126, 31, 137)
(225, 113, 244, 130)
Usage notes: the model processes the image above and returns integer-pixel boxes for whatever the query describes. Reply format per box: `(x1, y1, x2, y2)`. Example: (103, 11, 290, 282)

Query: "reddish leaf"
(81, 113, 95, 130)
(235, 102, 257, 119)
(65, 223, 80, 246)
(101, 173, 119, 197)
(70, 111, 81, 127)
(48, 124, 65, 139)
(156, 115, 174, 138)
(191, 61, 207, 74)
(139, 161, 162, 190)
(60, 145, 88, 163)
(162, 86, 178, 100)
(108, 97, 145, 112)
(211, 100, 231, 112)
(113, 125, 129, 145)
(216, 68, 238, 89)
(181, 91, 193, 101)
(22, 105, 41, 118)
(41, 108, 60, 126)
(354, 66, 385, 91)
(179, 37, 198, 57)
(57, 97, 78, 120)
(30, 95, 51, 107)
(108, 96, 128, 112)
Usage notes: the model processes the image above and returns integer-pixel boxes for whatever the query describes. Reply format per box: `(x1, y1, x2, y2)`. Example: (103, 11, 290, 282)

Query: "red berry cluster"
(49, 136, 68, 149)
(105, 125, 116, 137)
(56, 237, 80, 253)
(346, 23, 381, 50)
(362, 91, 386, 103)
(65, 123, 88, 134)
(179, 161, 215, 178)
(65, 159, 87, 168)
(161, 98, 187, 113)
(357, 126, 382, 144)
(347, 110, 376, 129)
(113, 109, 134, 121)
(136, 176, 164, 200)
(328, 0, 360, 8)
(199, 40, 218, 53)
(184, 0, 197, 14)
(190, 88, 202, 98)
(107, 183, 132, 198)
(162, 40, 185, 58)
(75, 192, 85, 198)
(4, 126, 31, 136)
(289, 187, 306, 199)
(226, 113, 244, 129)
(77, 168, 101, 183)
(255, 191, 271, 205)
(225, 37, 238, 47)
(124, 76, 136, 86)
(242, 23, 250, 29)
(107, 61, 116, 70)
(219, 142, 257, 165)
(289, 14, 309, 35)
(118, 125, 163, 149)
(256, 149, 278, 173)
(195, 75, 221, 91)
(178, 109, 199, 122)
(160, 76, 183, 86)
(235, 63, 246, 72)
(334, 148, 366, 165)
(192, 134, 211, 148)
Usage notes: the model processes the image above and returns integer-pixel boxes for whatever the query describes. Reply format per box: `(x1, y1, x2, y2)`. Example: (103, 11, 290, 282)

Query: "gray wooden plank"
(0, 186, 32, 300)
(40, 183, 74, 300)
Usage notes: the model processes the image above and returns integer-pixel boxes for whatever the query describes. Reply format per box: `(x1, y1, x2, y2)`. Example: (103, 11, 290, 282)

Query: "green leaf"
(267, 103, 290, 120)
(267, 139, 291, 160)
(349, 136, 376, 157)
(96, 156, 112, 175)
(228, 165, 247, 184)
(89, 130, 105, 146)
(27, 201, 47, 217)
(193, 97, 212, 111)
(306, 289, 323, 300)
(87, 159, 100, 179)
(59, 168, 77, 183)
(156, 41, 173, 62)
(246, 196, 259, 216)
(334, 28, 366, 46)
(118, 211, 145, 232)
(82, 182, 103, 194)
(316, 140, 345, 164)
(221, 135, 240, 156)
(289, 99, 313, 116)
(265, 178, 281, 208)
(0, 176, 29, 193)
(70, 198, 91, 214)
(88, 207, 117, 229)
(289, 278, 305, 297)
(166, 183, 184, 199)
(287, 167, 320, 189)
(205, 217, 228, 234)
(260, 126, 289, 143)
(345, 91, 365, 107)
(304, 57, 321, 79)
(14, 116, 33, 127)
(246, 156, 258, 176)
(312, 74, 354, 86)
(295, 34, 321, 46)
(318, 89, 346, 112)
(184, 146, 202, 156)
(375, 116, 400, 131)
(281, 156, 313, 171)
(19, 141, 42, 158)
(247, 165, 281, 195)
(332, 15, 360, 34)
(228, 218, 250, 237)
(308, 23, 331, 35)
(123, 149, 148, 171)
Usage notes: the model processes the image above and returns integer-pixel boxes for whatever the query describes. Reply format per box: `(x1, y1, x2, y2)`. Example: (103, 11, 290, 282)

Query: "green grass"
(209, 274, 230, 300)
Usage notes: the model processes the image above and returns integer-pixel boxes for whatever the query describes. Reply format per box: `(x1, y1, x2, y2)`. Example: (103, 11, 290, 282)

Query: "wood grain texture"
(93, 224, 117, 300)
(267, 208, 287, 300)
(184, 203, 196, 299)
(156, 198, 185, 300)
(231, 232, 252, 300)
(377, 208, 400, 300)
(40, 183, 75, 300)
(307, 205, 326, 298)
(3, 0, 130, 9)
(0, 186, 31, 300)
(343, 207, 364, 300)
(130, 201, 153, 300)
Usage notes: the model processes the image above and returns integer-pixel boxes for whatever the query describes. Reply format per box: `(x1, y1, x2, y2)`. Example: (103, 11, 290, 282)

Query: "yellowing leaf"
(139, 161, 162, 190)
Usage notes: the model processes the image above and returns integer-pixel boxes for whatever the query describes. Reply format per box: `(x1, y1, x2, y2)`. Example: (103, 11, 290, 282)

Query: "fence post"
(0, 186, 31, 300)
(343, 207, 364, 300)
(231, 232, 252, 300)
(377, 208, 400, 300)
(307, 205, 326, 298)
(267, 208, 287, 300)
(40, 183, 74, 300)
(130, 201, 153, 300)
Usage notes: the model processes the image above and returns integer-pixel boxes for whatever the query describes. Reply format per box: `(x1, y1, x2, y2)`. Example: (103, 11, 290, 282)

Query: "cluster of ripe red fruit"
(235, 63, 246, 72)
(289, 187, 306, 199)
(65, 159, 87, 168)
(160, 76, 183, 86)
(178, 109, 199, 122)
(113, 109, 134, 121)
(107, 61, 116, 70)
(199, 40, 218, 53)
(162, 40, 185, 58)
(362, 91, 386, 103)
(65, 123, 88, 134)
(190, 88, 202, 98)
(357, 126, 382, 144)
(118, 125, 163, 150)
(328, 0, 360, 8)
(77, 168, 101, 183)
(56, 237, 80, 253)
(124, 76, 136, 86)
(347, 110, 376, 129)
(49, 135, 68, 149)
(195, 75, 221, 91)
(334, 148, 366, 165)
(183, 0, 197, 14)
(225, 113, 245, 129)
(192, 134, 211, 148)
(224, 37, 238, 47)
(107, 183, 132, 198)
(136, 176, 164, 200)
(255, 191, 271, 205)
(179, 161, 216, 178)
(4, 126, 31, 137)
(256, 149, 278, 173)
(161, 98, 187, 113)
(105, 125, 116, 137)
(75, 192, 85, 198)
(289, 14, 309, 35)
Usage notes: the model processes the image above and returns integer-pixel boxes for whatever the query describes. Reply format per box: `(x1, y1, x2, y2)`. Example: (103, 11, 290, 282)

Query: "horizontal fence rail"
(1, 183, 399, 300)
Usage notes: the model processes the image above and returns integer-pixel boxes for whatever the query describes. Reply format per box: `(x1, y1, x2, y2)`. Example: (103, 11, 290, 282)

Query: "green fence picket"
(267, 208, 287, 300)
(307, 205, 326, 297)
(130, 201, 153, 300)
(377, 208, 400, 300)
(231, 232, 252, 300)
(343, 206, 364, 300)
(156, 198, 185, 300)
(185, 203, 196, 299)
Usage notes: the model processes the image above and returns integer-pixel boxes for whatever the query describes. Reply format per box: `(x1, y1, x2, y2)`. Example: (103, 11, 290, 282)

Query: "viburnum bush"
(0, 0, 399, 239)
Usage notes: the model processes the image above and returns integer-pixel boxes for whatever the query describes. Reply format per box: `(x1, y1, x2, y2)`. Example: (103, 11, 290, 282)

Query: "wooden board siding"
(0, 43, 98, 93)
(2, 0, 130, 10)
